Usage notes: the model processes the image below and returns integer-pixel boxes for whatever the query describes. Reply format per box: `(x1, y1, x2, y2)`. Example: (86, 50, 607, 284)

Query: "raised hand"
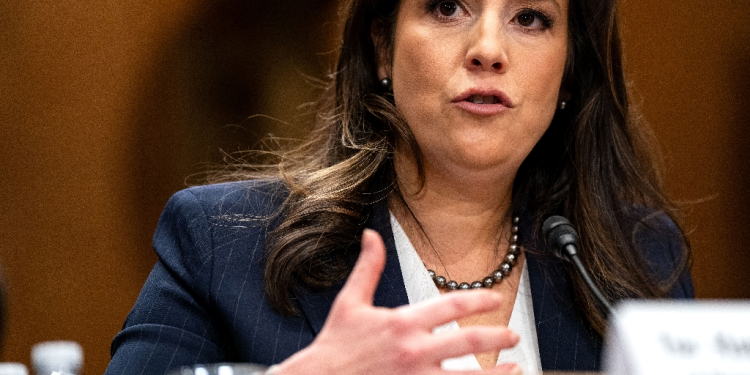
(274, 229, 522, 375)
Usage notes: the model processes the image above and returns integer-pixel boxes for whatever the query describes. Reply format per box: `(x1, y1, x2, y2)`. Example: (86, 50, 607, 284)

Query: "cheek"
(523, 46, 567, 103)
(516, 48, 567, 124)
(506, 50, 567, 153)
(391, 28, 459, 105)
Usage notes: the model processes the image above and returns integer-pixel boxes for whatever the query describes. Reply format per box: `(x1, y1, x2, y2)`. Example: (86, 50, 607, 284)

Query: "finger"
(337, 229, 387, 306)
(424, 326, 520, 361)
(402, 290, 502, 328)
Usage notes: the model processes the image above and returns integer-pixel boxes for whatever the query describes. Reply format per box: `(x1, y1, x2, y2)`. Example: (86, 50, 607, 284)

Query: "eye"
(439, 1, 458, 17)
(513, 9, 553, 30)
(427, 0, 465, 20)
(517, 13, 536, 27)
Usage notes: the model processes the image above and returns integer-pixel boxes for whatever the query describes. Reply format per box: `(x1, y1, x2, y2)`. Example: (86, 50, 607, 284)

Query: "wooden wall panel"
(0, 0, 209, 372)
(620, 0, 750, 297)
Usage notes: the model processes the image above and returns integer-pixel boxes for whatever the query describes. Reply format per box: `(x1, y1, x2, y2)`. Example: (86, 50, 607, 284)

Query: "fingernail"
(361, 229, 376, 242)
(496, 363, 521, 374)
(510, 330, 520, 344)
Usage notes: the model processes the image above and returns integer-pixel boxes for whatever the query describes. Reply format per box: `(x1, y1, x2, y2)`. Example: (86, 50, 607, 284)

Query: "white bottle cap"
(0, 363, 29, 375)
(31, 341, 83, 373)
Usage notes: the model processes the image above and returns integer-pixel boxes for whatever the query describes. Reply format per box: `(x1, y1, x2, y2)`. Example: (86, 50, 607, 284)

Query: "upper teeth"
(468, 95, 499, 104)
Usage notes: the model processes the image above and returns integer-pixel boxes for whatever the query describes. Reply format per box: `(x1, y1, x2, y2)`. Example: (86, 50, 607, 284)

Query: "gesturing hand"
(274, 229, 522, 375)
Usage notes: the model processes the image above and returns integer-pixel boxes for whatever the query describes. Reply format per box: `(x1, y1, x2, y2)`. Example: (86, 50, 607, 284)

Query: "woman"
(106, 0, 693, 373)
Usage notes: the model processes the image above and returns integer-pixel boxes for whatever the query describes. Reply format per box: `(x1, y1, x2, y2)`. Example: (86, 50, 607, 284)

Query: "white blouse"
(390, 213, 543, 374)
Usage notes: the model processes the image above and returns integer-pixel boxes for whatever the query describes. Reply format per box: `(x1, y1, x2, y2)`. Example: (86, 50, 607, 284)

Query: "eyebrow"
(515, 0, 562, 10)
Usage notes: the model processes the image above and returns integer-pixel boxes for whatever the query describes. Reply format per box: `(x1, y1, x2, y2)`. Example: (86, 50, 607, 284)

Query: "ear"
(370, 18, 391, 80)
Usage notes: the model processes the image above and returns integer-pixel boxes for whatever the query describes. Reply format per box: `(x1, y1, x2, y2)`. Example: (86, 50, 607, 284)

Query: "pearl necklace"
(426, 216, 521, 291)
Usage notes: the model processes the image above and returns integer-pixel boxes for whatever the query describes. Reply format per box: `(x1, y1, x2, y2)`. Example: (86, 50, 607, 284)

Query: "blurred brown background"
(0, 0, 748, 373)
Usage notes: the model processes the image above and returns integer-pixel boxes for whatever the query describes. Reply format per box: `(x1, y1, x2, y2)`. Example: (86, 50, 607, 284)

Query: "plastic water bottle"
(169, 363, 269, 375)
(0, 363, 29, 375)
(31, 341, 82, 375)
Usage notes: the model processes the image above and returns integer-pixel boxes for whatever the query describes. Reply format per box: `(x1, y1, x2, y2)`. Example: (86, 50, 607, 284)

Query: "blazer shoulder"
(629, 208, 694, 298)
(629, 208, 683, 263)
(175, 179, 289, 218)
(153, 179, 288, 266)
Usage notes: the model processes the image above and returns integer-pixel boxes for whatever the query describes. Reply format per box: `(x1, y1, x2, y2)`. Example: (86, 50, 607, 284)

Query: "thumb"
(337, 229, 387, 306)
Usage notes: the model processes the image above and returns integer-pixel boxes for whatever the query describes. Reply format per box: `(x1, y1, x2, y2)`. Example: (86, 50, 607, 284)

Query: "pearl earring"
(380, 77, 391, 89)
(558, 101, 567, 110)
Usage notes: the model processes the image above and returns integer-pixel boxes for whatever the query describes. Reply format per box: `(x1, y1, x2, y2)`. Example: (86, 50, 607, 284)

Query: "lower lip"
(453, 101, 509, 116)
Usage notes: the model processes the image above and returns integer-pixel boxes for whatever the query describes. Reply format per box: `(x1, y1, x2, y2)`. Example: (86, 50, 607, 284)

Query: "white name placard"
(604, 301, 750, 375)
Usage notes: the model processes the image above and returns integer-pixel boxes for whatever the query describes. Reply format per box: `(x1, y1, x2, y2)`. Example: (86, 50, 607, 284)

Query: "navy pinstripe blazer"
(106, 180, 693, 374)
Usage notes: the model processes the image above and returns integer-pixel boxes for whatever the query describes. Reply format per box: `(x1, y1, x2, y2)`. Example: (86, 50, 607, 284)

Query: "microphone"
(542, 215, 614, 315)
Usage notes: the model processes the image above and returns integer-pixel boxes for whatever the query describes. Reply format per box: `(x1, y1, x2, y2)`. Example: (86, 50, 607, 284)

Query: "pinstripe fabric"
(525, 207, 695, 371)
(106, 180, 693, 374)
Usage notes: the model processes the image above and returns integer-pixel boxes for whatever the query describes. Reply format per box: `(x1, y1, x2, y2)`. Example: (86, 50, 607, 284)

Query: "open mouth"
(453, 89, 513, 114)
(465, 95, 502, 105)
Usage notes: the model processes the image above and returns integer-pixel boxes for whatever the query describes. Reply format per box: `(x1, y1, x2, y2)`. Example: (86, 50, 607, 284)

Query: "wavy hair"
(219, 0, 691, 336)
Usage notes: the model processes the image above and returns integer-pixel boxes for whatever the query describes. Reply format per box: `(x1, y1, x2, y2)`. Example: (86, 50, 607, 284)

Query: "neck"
(389, 148, 517, 269)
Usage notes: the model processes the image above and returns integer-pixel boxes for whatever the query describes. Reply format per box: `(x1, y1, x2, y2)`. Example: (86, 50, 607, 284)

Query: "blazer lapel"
(526, 249, 570, 369)
(524, 214, 602, 371)
(295, 199, 409, 335)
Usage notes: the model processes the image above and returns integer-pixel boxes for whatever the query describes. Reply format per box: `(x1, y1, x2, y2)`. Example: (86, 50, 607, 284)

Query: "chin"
(435, 150, 518, 175)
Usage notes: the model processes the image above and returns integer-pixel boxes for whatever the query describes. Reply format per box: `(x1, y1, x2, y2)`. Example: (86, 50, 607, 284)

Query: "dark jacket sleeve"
(106, 189, 229, 375)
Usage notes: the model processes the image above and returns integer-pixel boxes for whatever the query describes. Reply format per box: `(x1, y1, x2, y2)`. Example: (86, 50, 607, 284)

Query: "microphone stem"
(569, 254, 614, 315)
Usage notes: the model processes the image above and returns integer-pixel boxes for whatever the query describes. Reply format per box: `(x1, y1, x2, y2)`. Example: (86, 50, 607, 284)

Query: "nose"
(465, 16, 508, 73)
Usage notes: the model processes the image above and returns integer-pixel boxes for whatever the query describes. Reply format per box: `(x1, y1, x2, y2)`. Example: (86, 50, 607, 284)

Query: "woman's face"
(382, 0, 569, 178)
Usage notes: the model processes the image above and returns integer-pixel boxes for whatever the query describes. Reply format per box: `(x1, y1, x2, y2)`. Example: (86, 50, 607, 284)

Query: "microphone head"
(542, 215, 580, 257)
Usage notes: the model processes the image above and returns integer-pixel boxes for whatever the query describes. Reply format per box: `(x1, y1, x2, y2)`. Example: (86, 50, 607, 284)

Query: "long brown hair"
(219, 0, 691, 336)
